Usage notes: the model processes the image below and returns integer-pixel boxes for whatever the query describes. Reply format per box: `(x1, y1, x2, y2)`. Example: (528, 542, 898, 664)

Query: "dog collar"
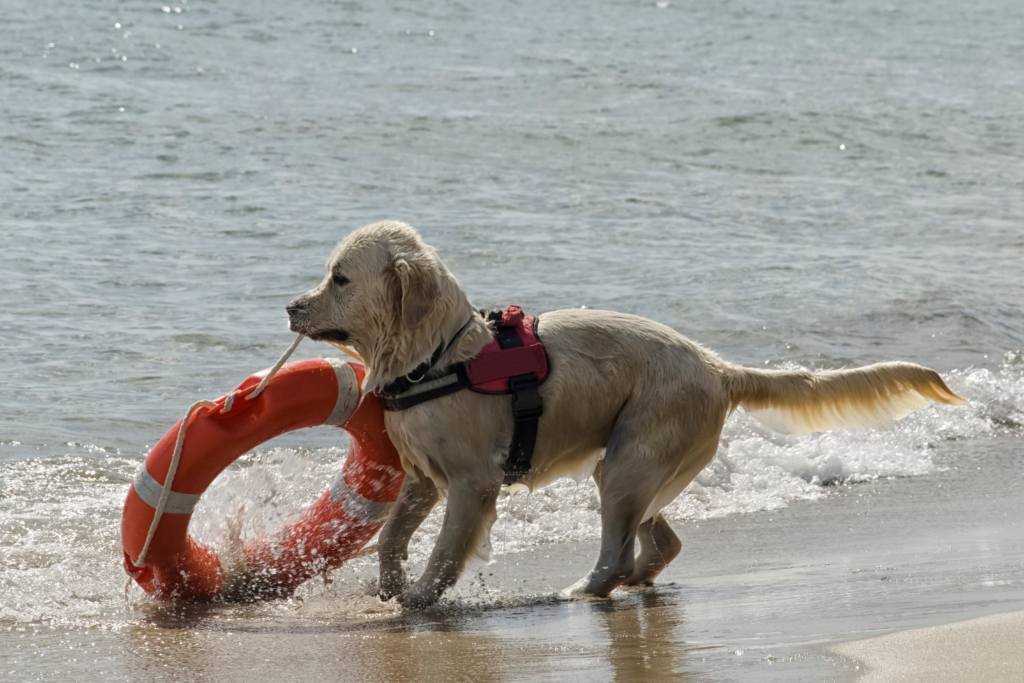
(380, 315, 476, 397)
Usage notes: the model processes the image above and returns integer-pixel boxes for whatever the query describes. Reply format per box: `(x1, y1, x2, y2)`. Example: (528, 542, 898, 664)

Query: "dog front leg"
(375, 473, 439, 601)
(397, 480, 499, 609)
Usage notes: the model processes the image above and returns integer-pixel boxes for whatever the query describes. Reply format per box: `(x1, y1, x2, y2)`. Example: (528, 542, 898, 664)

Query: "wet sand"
(831, 610, 1024, 682)
(4, 435, 1023, 682)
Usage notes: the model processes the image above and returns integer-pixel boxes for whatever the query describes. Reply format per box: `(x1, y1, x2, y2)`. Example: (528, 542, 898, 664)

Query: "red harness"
(379, 305, 548, 484)
(467, 305, 548, 391)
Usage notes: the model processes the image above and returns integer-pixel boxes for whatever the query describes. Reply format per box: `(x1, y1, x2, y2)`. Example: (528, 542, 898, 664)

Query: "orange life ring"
(120, 358, 404, 601)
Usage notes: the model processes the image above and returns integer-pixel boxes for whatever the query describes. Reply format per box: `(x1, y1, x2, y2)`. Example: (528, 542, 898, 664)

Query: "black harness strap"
(494, 324, 524, 350)
(491, 318, 543, 485)
(503, 372, 543, 484)
(380, 364, 471, 411)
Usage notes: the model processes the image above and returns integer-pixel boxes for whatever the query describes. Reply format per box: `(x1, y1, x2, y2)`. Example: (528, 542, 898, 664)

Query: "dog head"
(287, 220, 467, 391)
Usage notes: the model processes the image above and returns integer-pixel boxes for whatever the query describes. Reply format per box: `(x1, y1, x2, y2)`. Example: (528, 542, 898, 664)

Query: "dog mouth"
(285, 300, 349, 344)
(286, 316, 349, 343)
(307, 329, 350, 344)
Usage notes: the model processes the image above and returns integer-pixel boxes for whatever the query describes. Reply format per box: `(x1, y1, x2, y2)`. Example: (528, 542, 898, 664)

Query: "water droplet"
(114, 22, 121, 28)
(839, 144, 846, 150)
(351, 47, 357, 53)
(428, 30, 434, 36)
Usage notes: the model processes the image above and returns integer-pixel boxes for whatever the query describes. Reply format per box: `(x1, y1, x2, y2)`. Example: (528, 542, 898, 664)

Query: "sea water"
(1, 0, 1023, 679)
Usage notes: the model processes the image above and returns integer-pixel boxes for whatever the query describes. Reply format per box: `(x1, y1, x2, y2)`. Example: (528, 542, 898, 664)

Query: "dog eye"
(332, 274, 349, 287)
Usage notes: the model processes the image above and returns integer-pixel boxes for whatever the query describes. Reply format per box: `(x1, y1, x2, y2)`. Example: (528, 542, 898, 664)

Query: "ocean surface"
(2, 0, 1023, 680)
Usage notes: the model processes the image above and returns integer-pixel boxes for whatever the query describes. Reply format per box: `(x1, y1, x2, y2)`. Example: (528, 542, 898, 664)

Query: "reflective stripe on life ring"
(132, 468, 203, 515)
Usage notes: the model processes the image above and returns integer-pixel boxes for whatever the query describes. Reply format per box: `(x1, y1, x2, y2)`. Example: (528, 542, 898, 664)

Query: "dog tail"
(721, 361, 967, 434)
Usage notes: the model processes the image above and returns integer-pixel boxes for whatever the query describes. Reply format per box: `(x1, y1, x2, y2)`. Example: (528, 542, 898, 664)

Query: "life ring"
(120, 358, 404, 602)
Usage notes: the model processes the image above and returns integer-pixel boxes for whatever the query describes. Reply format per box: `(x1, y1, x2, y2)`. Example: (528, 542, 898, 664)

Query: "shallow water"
(3, 436, 1022, 681)
(2, 0, 1024, 680)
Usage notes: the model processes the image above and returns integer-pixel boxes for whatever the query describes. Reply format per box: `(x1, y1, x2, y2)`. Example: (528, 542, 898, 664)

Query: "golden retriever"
(286, 220, 966, 607)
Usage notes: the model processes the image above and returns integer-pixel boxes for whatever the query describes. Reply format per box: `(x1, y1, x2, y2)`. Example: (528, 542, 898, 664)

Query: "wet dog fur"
(286, 220, 966, 608)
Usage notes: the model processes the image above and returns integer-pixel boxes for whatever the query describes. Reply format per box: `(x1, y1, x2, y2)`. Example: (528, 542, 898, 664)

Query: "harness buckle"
(509, 373, 543, 420)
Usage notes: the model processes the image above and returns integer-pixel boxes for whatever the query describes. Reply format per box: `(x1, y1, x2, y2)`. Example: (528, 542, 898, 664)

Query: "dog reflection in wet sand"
(286, 220, 966, 608)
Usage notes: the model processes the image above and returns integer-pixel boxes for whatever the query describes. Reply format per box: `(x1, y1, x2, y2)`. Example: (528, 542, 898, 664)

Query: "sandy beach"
(831, 610, 1024, 682)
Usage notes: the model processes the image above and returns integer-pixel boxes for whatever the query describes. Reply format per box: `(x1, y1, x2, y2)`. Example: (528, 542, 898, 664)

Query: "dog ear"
(392, 257, 440, 329)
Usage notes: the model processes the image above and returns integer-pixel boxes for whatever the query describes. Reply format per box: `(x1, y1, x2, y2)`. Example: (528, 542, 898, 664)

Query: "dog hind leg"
(582, 493, 652, 597)
(620, 440, 719, 587)
(575, 398, 723, 597)
(581, 429, 674, 597)
(623, 515, 682, 586)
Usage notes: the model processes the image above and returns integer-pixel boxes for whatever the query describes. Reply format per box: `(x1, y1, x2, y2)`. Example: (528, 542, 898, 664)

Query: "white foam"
(0, 454, 140, 623)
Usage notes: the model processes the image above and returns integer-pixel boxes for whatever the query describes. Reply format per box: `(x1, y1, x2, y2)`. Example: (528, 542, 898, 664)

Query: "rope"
(222, 333, 304, 412)
(326, 340, 364, 363)
(130, 334, 304, 569)
(131, 397, 217, 569)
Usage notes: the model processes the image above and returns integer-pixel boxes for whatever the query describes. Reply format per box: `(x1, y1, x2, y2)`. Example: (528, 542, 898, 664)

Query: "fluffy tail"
(722, 362, 967, 434)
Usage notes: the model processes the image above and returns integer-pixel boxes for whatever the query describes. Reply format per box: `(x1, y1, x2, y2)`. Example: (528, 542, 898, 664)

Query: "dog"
(286, 220, 966, 608)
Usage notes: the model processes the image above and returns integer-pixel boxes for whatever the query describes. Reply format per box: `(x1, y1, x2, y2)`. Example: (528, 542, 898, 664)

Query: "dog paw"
(395, 586, 439, 609)
(364, 577, 409, 602)
(363, 578, 382, 597)
(559, 572, 595, 598)
(370, 565, 410, 601)
(559, 571, 618, 599)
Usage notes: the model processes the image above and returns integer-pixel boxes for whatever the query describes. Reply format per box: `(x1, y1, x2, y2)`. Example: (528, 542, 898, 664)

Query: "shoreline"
(829, 610, 1024, 682)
